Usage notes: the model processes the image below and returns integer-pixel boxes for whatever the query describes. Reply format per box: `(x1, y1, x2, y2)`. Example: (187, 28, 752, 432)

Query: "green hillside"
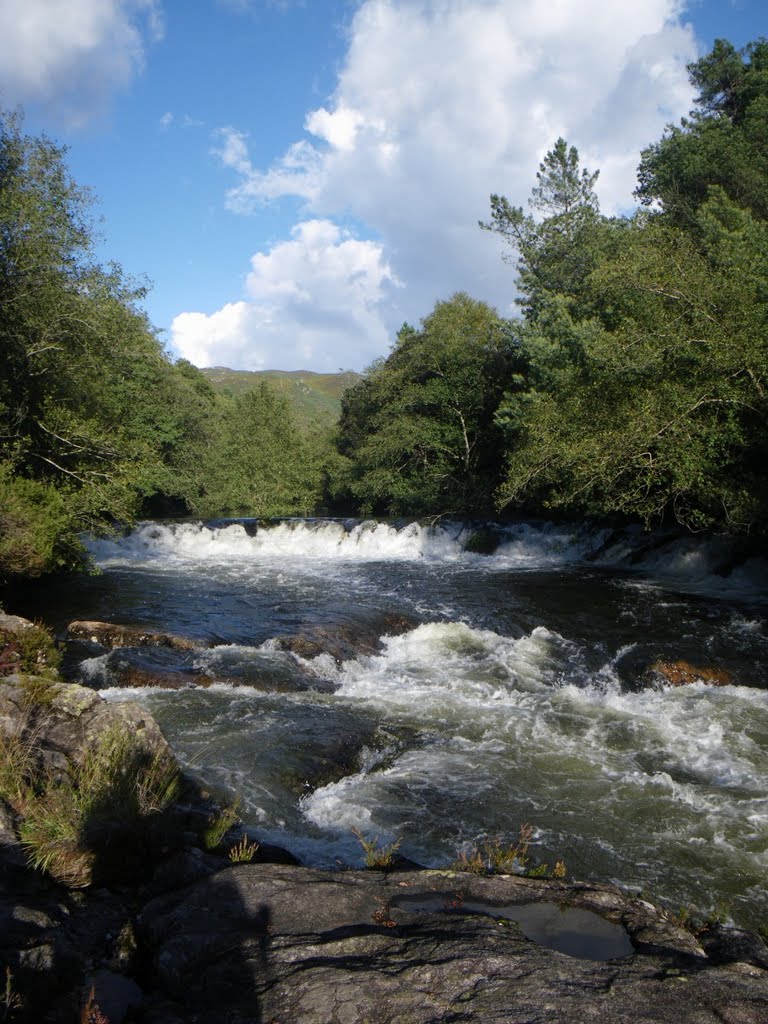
(200, 367, 360, 430)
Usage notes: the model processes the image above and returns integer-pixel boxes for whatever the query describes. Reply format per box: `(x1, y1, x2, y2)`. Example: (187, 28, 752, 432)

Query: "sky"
(0, 1, 764, 373)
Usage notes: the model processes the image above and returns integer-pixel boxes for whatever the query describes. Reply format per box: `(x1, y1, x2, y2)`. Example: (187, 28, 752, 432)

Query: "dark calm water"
(23, 518, 768, 928)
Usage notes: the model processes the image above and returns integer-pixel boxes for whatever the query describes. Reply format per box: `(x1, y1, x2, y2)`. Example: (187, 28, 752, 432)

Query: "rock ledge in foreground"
(138, 863, 768, 1024)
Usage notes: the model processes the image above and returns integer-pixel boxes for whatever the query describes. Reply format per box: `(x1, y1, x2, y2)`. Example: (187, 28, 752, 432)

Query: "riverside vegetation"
(1, 38, 768, 584)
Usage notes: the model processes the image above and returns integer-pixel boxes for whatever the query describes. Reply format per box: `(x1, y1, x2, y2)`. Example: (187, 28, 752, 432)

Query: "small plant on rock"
(454, 823, 533, 875)
(1, 967, 22, 1021)
(352, 827, 402, 869)
(0, 624, 61, 678)
(229, 835, 260, 863)
(203, 801, 241, 852)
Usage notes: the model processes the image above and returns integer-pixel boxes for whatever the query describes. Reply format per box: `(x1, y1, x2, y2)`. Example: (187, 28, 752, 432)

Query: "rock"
(138, 864, 768, 1023)
(81, 969, 144, 1024)
(0, 614, 35, 633)
(276, 612, 418, 664)
(67, 620, 204, 652)
(78, 646, 209, 691)
(649, 659, 733, 688)
(0, 677, 173, 773)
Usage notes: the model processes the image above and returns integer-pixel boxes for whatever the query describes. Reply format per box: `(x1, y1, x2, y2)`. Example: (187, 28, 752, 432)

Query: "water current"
(24, 518, 768, 929)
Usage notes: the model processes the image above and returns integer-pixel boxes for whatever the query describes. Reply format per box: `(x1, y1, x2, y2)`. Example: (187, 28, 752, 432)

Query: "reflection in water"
(391, 894, 635, 961)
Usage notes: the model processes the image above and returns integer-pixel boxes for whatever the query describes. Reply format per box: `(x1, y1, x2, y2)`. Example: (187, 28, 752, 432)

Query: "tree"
(190, 382, 321, 518)
(480, 138, 609, 318)
(636, 38, 768, 225)
(335, 293, 516, 517)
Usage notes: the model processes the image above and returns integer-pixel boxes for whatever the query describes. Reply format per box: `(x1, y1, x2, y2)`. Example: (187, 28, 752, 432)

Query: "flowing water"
(25, 518, 768, 929)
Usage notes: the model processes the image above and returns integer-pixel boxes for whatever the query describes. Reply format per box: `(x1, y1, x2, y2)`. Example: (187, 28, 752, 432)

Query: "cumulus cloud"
(0, 0, 162, 124)
(172, 220, 400, 371)
(195, 0, 699, 370)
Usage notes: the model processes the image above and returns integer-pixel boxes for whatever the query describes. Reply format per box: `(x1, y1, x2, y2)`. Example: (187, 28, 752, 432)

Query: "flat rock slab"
(139, 864, 768, 1023)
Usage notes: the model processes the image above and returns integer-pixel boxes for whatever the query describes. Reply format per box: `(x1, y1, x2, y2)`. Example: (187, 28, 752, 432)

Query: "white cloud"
(172, 220, 400, 371)
(0, 0, 162, 124)
(198, 0, 699, 370)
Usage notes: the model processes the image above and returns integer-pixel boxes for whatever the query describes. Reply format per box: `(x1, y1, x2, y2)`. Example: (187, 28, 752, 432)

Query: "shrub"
(0, 624, 61, 678)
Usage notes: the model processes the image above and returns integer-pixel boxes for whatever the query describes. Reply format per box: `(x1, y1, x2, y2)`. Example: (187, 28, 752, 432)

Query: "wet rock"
(78, 646, 208, 691)
(81, 969, 143, 1023)
(138, 864, 768, 1024)
(463, 526, 502, 555)
(649, 659, 733, 688)
(276, 611, 418, 664)
(67, 620, 205, 652)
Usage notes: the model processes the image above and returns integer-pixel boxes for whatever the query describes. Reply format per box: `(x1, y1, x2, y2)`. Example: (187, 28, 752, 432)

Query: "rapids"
(27, 518, 768, 928)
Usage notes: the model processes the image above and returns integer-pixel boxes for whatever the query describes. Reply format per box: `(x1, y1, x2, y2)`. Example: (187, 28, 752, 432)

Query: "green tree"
(480, 138, 608, 319)
(335, 293, 516, 517)
(496, 195, 768, 531)
(190, 382, 321, 518)
(636, 38, 768, 225)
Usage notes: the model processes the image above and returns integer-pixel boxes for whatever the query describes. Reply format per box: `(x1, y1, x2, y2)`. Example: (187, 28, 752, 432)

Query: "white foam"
(84, 518, 768, 601)
(86, 519, 466, 566)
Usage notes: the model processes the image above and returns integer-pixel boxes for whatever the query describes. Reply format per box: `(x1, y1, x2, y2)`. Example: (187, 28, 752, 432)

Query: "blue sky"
(1, 0, 764, 372)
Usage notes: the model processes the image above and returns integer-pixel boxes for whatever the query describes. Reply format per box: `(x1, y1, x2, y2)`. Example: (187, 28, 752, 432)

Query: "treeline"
(0, 111, 323, 580)
(334, 38, 768, 535)
(2, 38, 767, 582)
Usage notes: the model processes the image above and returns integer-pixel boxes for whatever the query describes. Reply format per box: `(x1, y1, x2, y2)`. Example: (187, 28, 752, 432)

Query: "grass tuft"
(453, 824, 534, 875)
(352, 827, 402, 869)
(10, 723, 180, 887)
(0, 624, 61, 678)
(203, 801, 241, 852)
(228, 835, 260, 863)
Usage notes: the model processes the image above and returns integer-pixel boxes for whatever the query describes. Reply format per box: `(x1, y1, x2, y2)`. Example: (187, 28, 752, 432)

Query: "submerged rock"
(137, 864, 768, 1023)
(276, 611, 418, 664)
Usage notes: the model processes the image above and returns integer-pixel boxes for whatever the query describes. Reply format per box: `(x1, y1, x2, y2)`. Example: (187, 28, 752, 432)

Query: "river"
(20, 518, 768, 929)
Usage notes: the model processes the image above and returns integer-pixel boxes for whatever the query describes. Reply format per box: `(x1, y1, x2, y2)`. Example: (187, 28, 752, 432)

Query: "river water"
(28, 518, 768, 928)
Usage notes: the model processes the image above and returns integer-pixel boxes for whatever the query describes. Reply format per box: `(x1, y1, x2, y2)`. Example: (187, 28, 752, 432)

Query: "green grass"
(2, 721, 181, 887)
(203, 801, 241, 852)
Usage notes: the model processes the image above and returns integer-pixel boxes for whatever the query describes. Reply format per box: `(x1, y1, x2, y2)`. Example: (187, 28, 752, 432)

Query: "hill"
(200, 367, 361, 431)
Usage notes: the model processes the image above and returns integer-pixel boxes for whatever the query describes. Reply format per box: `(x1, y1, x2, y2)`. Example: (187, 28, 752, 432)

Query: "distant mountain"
(200, 367, 361, 431)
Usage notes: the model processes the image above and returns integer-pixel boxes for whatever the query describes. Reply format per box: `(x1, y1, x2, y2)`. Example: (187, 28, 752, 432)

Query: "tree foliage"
(481, 40, 768, 533)
(0, 110, 324, 579)
(335, 293, 516, 517)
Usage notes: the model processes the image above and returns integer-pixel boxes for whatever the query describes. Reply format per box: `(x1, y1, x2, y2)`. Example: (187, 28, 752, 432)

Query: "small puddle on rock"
(390, 894, 634, 961)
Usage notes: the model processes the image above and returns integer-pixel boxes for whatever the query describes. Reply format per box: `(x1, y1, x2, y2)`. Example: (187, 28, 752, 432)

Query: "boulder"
(67, 620, 204, 652)
(137, 864, 768, 1024)
(649, 660, 733, 688)
(0, 677, 173, 774)
(276, 612, 418, 664)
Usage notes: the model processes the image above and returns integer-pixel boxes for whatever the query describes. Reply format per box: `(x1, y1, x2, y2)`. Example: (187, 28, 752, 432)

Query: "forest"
(2, 37, 767, 583)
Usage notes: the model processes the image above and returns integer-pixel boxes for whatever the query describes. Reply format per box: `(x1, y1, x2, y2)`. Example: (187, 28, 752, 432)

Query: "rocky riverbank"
(1, 614, 767, 1022)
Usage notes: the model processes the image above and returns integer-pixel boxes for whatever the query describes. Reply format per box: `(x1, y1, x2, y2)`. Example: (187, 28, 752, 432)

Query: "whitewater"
(34, 517, 768, 928)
